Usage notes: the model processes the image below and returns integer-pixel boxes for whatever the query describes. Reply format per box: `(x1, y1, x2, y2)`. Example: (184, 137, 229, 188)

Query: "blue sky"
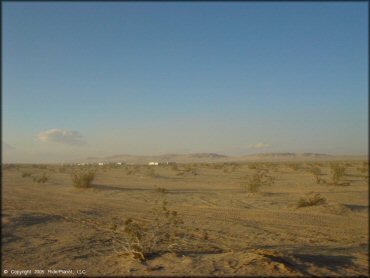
(3, 2, 368, 163)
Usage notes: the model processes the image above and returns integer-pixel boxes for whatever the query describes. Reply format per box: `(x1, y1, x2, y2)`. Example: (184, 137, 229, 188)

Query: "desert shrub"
(244, 169, 275, 193)
(147, 167, 158, 178)
(212, 164, 223, 170)
(171, 164, 178, 171)
(190, 169, 198, 175)
(156, 187, 168, 194)
(221, 163, 237, 173)
(126, 168, 134, 175)
(33, 173, 48, 183)
(180, 165, 198, 176)
(264, 162, 278, 172)
(230, 163, 238, 171)
(59, 166, 67, 173)
(22, 172, 32, 178)
(309, 166, 323, 184)
(248, 163, 258, 170)
(357, 166, 368, 174)
(133, 165, 141, 174)
(357, 162, 369, 182)
(330, 164, 346, 185)
(3, 164, 17, 171)
(357, 161, 369, 175)
(288, 163, 300, 171)
(121, 200, 184, 261)
(71, 169, 95, 188)
(202, 163, 211, 169)
(296, 193, 327, 208)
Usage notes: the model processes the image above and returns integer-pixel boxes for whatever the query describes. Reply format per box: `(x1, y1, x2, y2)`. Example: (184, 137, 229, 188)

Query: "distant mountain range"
(78, 152, 362, 164)
(245, 152, 332, 157)
(85, 153, 228, 163)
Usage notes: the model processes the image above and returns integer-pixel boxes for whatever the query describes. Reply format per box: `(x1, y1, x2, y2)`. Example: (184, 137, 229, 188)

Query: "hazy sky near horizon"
(3, 2, 368, 163)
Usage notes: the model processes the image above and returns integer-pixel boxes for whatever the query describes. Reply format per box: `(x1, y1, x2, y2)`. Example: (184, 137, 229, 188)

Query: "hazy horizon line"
(2, 151, 368, 164)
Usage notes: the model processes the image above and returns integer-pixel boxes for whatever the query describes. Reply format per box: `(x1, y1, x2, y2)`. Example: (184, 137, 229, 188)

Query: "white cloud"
(248, 142, 270, 149)
(3, 142, 15, 151)
(37, 129, 86, 146)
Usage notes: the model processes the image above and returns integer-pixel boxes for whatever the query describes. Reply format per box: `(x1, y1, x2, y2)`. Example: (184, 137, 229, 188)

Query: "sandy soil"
(2, 160, 368, 276)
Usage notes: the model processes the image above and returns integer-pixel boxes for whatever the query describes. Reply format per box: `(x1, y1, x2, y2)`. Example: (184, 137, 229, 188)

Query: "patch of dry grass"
(296, 193, 327, 208)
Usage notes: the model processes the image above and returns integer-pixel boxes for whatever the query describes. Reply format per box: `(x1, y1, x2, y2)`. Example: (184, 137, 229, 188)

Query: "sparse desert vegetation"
(71, 168, 96, 188)
(21, 171, 32, 178)
(32, 172, 48, 184)
(119, 200, 185, 261)
(309, 166, 324, 184)
(330, 163, 347, 185)
(2, 158, 368, 276)
(244, 168, 275, 193)
(3, 2, 367, 276)
(296, 193, 327, 208)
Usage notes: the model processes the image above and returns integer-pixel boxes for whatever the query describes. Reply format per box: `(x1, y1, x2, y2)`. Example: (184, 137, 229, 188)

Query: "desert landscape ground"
(2, 156, 369, 276)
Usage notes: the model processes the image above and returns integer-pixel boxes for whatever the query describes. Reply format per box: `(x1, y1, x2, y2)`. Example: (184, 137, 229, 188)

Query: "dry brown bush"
(330, 163, 346, 185)
(71, 169, 95, 188)
(288, 163, 301, 171)
(244, 169, 275, 193)
(33, 173, 48, 183)
(21, 172, 32, 178)
(296, 193, 327, 208)
(118, 200, 185, 261)
(309, 166, 323, 184)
